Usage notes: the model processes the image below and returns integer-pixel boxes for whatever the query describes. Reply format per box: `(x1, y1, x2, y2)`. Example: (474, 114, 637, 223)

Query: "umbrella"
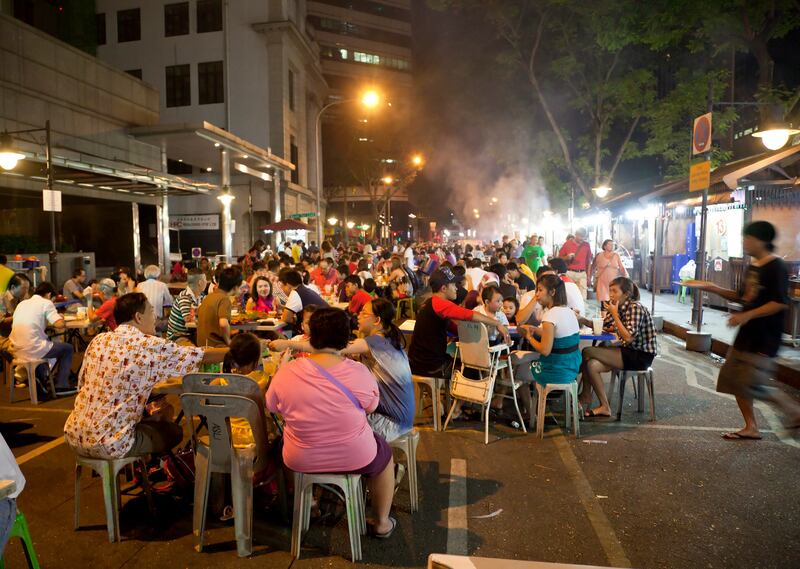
(260, 219, 311, 232)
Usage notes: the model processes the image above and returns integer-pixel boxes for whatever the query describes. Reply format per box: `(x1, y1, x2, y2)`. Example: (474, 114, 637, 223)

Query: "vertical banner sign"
(692, 113, 713, 155)
(42, 189, 62, 212)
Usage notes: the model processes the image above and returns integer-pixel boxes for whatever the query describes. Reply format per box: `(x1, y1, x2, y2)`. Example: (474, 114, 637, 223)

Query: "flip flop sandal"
(721, 432, 762, 441)
(584, 409, 612, 419)
(371, 516, 398, 539)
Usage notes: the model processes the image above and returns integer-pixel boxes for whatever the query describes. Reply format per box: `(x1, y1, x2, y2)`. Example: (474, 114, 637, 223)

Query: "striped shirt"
(167, 287, 200, 342)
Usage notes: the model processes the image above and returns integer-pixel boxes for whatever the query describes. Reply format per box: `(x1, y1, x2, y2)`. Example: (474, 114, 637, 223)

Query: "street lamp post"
(314, 91, 380, 246)
(0, 120, 59, 281)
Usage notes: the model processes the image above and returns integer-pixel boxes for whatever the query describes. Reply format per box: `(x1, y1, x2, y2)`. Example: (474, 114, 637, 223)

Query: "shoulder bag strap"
(305, 359, 365, 413)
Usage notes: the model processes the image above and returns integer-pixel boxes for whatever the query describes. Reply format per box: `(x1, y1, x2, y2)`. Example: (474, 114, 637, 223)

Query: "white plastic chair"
(291, 472, 365, 561)
(9, 359, 54, 405)
(442, 321, 526, 444)
(180, 373, 274, 558)
(609, 367, 656, 421)
(73, 453, 154, 543)
(389, 429, 420, 512)
(533, 381, 580, 438)
(413, 375, 445, 431)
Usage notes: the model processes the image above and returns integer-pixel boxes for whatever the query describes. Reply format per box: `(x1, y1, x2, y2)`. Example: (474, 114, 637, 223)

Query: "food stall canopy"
(261, 219, 311, 232)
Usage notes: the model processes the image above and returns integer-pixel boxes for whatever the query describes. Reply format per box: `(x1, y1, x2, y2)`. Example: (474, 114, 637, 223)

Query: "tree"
(432, 0, 657, 200)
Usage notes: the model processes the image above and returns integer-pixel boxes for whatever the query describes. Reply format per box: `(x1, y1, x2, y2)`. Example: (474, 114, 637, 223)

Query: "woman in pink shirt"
(266, 308, 397, 538)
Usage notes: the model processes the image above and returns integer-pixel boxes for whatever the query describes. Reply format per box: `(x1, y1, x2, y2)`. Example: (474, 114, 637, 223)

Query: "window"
(165, 64, 191, 107)
(197, 0, 222, 33)
(125, 69, 142, 79)
(307, 15, 411, 48)
(164, 2, 189, 37)
(288, 69, 295, 112)
(313, 0, 411, 22)
(96, 13, 106, 45)
(117, 8, 140, 43)
(198, 61, 224, 104)
(290, 136, 299, 184)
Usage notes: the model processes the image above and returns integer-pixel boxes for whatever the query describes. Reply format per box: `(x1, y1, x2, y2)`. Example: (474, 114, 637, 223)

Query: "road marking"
(0, 405, 72, 415)
(606, 422, 775, 433)
(16, 436, 66, 465)
(552, 434, 631, 568)
(446, 458, 468, 555)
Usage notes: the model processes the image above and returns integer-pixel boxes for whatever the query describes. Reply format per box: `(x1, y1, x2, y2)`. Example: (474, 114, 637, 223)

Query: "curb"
(662, 320, 800, 390)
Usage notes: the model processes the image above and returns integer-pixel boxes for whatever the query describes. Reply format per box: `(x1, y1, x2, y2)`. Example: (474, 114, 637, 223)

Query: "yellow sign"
(689, 160, 711, 192)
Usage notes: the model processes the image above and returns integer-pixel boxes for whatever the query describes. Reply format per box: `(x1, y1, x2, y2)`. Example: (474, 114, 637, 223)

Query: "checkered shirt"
(604, 300, 658, 354)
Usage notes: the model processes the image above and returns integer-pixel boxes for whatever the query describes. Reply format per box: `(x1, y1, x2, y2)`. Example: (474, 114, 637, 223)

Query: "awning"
(129, 121, 295, 177)
(643, 143, 800, 202)
(261, 219, 311, 232)
(0, 148, 213, 201)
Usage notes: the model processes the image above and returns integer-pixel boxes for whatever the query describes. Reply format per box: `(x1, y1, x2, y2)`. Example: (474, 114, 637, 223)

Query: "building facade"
(306, 0, 414, 238)
(94, 0, 328, 253)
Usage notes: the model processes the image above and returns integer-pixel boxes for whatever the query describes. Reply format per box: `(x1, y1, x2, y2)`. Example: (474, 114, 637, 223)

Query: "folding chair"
(442, 321, 526, 444)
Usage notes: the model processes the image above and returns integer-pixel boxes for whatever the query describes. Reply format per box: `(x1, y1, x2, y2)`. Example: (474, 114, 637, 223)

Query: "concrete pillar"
(157, 192, 170, 273)
(220, 148, 233, 261)
(273, 169, 284, 249)
(131, 202, 142, 273)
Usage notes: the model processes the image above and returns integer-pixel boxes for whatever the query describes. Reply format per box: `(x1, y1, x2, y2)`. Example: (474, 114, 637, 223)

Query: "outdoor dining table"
(186, 320, 287, 333)
(399, 320, 616, 344)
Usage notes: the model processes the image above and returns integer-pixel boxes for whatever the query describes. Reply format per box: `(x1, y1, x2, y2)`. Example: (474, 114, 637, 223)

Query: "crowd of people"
(1, 218, 798, 553)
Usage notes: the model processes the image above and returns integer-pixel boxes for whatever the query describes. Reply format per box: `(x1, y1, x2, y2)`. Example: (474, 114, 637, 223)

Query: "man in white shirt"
(547, 259, 585, 315)
(136, 265, 173, 325)
(516, 265, 585, 326)
(473, 285, 509, 344)
(10, 282, 75, 394)
(465, 259, 489, 291)
(0, 433, 25, 556)
(403, 242, 417, 271)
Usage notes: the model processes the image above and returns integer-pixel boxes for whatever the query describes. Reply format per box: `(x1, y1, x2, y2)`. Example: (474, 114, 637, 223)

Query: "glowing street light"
(753, 126, 800, 150)
(491, 197, 498, 203)
(411, 154, 424, 167)
(0, 134, 25, 170)
(472, 208, 479, 214)
(382, 176, 393, 185)
(217, 187, 235, 206)
(346, 221, 355, 229)
(592, 185, 611, 199)
(361, 90, 381, 108)
(327, 217, 338, 225)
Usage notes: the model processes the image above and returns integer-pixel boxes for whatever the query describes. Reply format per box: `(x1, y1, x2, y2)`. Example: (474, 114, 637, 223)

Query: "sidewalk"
(637, 289, 800, 384)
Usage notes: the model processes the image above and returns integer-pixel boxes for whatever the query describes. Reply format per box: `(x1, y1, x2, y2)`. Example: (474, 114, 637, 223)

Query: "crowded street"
(3, 335, 799, 569)
(3, 1, 800, 568)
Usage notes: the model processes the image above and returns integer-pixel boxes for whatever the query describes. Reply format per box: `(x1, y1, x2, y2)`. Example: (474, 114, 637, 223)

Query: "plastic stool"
(291, 472, 365, 561)
(412, 375, 445, 431)
(0, 510, 40, 569)
(533, 381, 580, 439)
(610, 368, 655, 421)
(9, 359, 53, 405)
(389, 429, 420, 512)
(74, 454, 154, 543)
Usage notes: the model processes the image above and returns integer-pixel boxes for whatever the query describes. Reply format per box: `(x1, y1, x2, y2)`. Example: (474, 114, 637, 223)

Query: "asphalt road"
(2, 334, 799, 569)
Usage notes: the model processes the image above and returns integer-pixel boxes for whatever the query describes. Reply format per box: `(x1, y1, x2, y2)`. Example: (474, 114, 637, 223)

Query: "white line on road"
(16, 436, 65, 465)
(552, 434, 631, 568)
(446, 458, 468, 555)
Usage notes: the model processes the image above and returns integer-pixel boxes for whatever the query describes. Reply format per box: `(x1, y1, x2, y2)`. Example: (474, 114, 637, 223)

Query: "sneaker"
(55, 386, 78, 396)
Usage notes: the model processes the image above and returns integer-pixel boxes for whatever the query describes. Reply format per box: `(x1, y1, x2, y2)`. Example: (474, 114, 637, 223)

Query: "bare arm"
(218, 318, 231, 345)
(683, 280, 740, 302)
(516, 298, 538, 325)
(523, 322, 554, 356)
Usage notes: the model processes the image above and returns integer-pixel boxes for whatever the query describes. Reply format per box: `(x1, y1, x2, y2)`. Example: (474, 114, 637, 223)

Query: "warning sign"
(689, 161, 711, 192)
(692, 113, 712, 155)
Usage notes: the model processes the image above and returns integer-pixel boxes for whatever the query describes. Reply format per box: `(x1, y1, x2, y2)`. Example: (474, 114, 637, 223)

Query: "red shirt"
(348, 289, 373, 315)
(96, 297, 118, 330)
(310, 267, 339, 289)
(558, 239, 592, 271)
